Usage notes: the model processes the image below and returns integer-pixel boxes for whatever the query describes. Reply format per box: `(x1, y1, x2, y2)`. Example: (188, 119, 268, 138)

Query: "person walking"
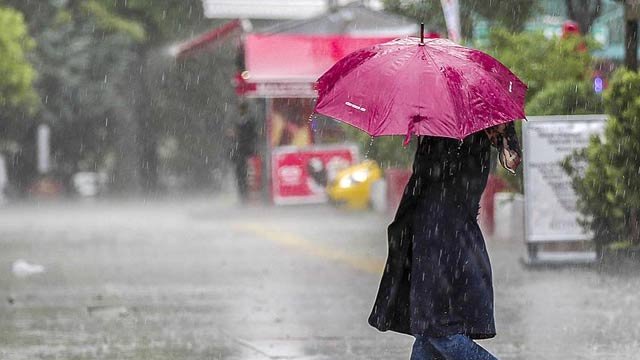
(229, 102, 257, 203)
(312, 32, 527, 360)
(368, 123, 521, 360)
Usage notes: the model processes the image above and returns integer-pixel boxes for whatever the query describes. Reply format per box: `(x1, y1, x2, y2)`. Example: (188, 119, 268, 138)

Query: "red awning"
(175, 20, 242, 59)
(241, 34, 396, 97)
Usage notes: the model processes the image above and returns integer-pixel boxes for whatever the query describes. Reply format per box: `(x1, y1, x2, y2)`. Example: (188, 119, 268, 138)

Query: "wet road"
(1, 198, 639, 359)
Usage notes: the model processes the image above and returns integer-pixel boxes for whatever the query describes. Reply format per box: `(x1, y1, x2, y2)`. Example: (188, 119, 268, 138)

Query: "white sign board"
(523, 115, 607, 243)
(202, 0, 375, 19)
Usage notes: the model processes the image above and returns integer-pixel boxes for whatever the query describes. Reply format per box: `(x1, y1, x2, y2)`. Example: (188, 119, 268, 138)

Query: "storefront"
(176, 4, 416, 204)
(236, 33, 398, 203)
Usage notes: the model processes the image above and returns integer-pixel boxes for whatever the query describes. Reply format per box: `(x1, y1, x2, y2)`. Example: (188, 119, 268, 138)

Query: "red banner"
(271, 144, 358, 205)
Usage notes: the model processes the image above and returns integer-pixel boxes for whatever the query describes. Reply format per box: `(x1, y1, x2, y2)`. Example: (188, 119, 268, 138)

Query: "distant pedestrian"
(368, 124, 521, 360)
(229, 102, 257, 202)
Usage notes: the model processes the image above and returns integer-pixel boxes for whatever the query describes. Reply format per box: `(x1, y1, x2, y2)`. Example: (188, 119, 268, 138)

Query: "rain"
(0, 0, 639, 359)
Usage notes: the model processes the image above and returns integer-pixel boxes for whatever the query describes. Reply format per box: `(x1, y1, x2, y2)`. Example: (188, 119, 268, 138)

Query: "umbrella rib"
(461, 58, 526, 128)
(325, 45, 419, 136)
(375, 46, 423, 135)
(474, 64, 526, 120)
(428, 46, 526, 133)
(419, 45, 462, 138)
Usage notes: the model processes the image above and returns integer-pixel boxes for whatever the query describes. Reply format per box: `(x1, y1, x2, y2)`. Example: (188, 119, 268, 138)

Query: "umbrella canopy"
(314, 37, 527, 141)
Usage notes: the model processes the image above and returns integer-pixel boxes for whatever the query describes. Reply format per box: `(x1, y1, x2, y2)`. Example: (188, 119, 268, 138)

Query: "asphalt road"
(1, 197, 639, 359)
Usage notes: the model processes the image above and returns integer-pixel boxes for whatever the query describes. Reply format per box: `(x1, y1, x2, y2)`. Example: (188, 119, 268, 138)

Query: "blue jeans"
(410, 334, 498, 360)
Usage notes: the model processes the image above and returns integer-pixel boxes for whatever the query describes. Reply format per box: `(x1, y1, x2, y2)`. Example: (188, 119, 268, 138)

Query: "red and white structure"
(175, 2, 416, 204)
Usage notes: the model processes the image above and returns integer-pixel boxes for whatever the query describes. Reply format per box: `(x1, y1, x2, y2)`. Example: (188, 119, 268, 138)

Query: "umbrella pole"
(420, 22, 424, 45)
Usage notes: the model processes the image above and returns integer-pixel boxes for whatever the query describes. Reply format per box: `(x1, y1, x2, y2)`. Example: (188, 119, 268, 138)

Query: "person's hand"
(500, 147, 521, 174)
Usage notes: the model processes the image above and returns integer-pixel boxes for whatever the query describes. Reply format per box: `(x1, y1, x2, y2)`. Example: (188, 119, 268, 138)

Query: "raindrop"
(364, 136, 374, 159)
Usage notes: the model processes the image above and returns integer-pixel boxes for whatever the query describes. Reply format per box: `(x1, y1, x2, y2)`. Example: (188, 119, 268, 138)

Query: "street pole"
(36, 124, 51, 175)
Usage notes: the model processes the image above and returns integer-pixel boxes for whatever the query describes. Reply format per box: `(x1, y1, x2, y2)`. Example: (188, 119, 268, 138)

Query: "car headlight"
(338, 177, 353, 188)
(338, 169, 369, 188)
(351, 169, 369, 183)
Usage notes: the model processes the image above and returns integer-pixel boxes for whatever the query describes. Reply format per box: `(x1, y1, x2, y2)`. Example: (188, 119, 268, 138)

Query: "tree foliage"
(484, 28, 594, 100)
(472, 0, 539, 32)
(383, 0, 539, 37)
(1, 0, 231, 194)
(565, 69, 640, 251)
(81, 1, 146, 41)
(151, 43, 238, 189)
(383, 0, 448, 33)
(0, 6, 36, 110)
(92, 0, 210, 192)
(527, 80, 603, 116)
(96, 0, 204, 44)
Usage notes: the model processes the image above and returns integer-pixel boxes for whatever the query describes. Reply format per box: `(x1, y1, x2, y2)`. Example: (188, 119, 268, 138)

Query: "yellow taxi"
(327, 160, 383, 210)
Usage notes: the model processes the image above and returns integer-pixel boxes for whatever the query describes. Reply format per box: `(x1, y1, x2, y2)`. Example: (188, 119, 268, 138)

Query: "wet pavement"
(1, 197, 639, 359)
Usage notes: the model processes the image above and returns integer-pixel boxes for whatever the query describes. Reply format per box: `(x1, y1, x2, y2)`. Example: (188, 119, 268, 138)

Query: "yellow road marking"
(233, 223, 384, 274)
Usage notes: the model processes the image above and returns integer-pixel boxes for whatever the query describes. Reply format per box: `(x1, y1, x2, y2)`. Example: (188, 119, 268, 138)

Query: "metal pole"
(263, 98, 273, 203)
(36, 124, 51, 175)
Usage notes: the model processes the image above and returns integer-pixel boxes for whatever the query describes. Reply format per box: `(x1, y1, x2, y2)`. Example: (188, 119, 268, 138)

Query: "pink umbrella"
(314, 34, 527, 144)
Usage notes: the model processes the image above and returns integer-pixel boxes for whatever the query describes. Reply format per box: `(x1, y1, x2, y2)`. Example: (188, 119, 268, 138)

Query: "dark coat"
(368, 132, 496, 339)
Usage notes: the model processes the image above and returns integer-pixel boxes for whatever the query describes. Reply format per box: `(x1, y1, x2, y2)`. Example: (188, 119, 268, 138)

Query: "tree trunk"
(625, 18, 639, 71)
(138, 116, 158, 193)
(631, 208, 640, 245)
(136, 47, 159, 194)
(565, 0, 602, 34)
(111, 95, 141, 193)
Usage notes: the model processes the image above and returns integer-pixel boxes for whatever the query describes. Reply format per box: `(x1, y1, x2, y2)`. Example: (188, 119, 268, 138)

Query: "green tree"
(487, 29, 599, 192)
(4, 0, 221, 193)
(472, 0, 539, 32)
(0, 6, 36, 110)
(485, 29, 594, 100)
(565, 69, 640, 253)
(0, 5, 38, 192)
(93, 0, 210, 192)
(383, 0, 539, 37)
(383, 0, 448, 34)
(152, 42, 238, 190)
(2, 0, 144, 192)
(527, 80, 603, 116)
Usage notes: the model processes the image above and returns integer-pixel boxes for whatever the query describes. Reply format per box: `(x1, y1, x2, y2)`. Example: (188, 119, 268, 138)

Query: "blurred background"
(1, 1, 640, 359)
(0, 0, 631, 199)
